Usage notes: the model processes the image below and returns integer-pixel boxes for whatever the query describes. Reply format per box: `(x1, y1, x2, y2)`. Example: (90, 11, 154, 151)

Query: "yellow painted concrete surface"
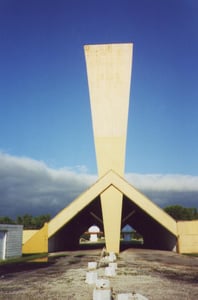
(177, 220, 198, 234)
(101, 185, 123, 253)
(22, 44, 198, 255)
(177, 220, 198, 253)
(95, 137, 126, 177)
(48, 170, 177, 252)
(22, 223, 48, 254)
(178, 235, 198, 253)
(112, 172, 178, 236)
(48, 171, 114, 238)
(84, 43, 133, 253)
(84, 43, 133, 177)
(23, 230, 38, 244)
(23, 170, 197, 254)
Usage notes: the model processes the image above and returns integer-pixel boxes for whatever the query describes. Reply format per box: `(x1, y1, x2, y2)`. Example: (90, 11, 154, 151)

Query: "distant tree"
(0, 216, 15, 224)
(32, 214, 51, 228)
(16, 214, 33, 228)
(16, 214, 51, 229)
(0, 214, 51, 228)
(164, 205, 198, 220)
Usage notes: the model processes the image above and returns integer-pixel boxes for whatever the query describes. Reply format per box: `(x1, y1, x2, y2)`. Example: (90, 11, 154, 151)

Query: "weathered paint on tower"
(84, 43, 133, 253)
(84, 43, 133, 177)
(22, 44, 198, 255)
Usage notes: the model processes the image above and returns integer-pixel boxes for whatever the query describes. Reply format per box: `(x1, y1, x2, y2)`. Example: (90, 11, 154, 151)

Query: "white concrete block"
(105, 266, 116, 277)
(88, 261, 97, 270)
(116, 293, 148, 300)
(116, 294, 132, 300)
(109, 262, 118, 270)
(95, 278, 110, 289)
(85, 271, 98, 284)
(93, 288, 111, 300)
(109, 252, 116, 262)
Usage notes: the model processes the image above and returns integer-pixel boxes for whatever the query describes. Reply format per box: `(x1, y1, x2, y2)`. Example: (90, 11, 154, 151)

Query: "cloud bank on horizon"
(0, 152, 198, 219)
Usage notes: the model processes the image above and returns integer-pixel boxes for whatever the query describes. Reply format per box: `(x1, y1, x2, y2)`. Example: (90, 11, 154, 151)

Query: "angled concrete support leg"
(101, 186, 122, 253)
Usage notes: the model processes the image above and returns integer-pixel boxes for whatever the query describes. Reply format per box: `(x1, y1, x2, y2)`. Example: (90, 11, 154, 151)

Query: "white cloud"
(125, 173, 198, 207)
(125, 173, 198, 192)
(0, 152, 96, 218)
(0, 152, 197, 219)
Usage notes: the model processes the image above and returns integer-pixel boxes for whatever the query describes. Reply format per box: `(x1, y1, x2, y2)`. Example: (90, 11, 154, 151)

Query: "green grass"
(183, 253, 198, 257)
(0, 253, 48, 265)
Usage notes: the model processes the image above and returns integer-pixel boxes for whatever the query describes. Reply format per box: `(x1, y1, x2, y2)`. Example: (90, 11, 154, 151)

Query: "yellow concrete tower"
(23, 44, 198, 256)
(84, 43, 133, 253)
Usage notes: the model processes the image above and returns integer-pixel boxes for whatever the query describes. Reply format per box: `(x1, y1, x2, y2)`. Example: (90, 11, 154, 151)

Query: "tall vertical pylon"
(23, 44, 198, 256)
(84, 43, 133, 253)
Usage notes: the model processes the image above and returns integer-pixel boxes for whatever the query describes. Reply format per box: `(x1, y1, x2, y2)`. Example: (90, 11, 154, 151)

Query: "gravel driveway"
(0, 249, 198, 299)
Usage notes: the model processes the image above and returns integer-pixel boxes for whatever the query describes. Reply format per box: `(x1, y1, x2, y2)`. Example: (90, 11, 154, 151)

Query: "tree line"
(164, 205, 198, 221)
(0, 214, 51, 229)
(0, 205, 198, 229)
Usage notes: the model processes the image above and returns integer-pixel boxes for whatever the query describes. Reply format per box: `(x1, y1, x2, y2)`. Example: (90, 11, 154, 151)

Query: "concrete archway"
(121, 196, 177, 251)
(48, 196, 103, 251)
(48, 171, 177, 253)
(23, 44, 198, 255)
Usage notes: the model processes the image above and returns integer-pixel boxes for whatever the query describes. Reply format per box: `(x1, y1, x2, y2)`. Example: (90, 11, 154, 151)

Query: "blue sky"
(0, 0, 198, 217)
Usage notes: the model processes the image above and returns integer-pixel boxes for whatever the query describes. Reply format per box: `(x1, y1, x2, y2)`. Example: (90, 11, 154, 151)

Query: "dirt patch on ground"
(0, 249, 198, 299)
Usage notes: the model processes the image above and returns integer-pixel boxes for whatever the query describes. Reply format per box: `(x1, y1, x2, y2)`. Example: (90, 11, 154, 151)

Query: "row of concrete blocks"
(85, 252, 148, 300)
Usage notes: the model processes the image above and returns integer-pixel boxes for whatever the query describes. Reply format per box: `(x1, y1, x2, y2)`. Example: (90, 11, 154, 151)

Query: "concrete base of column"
(101, 185, 122, 253)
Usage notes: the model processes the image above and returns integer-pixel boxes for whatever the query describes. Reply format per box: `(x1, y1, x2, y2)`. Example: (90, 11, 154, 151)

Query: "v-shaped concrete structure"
(47, 170, 177, 252)
(23, 43, 198, 255)
(47, 44, 178, 254)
